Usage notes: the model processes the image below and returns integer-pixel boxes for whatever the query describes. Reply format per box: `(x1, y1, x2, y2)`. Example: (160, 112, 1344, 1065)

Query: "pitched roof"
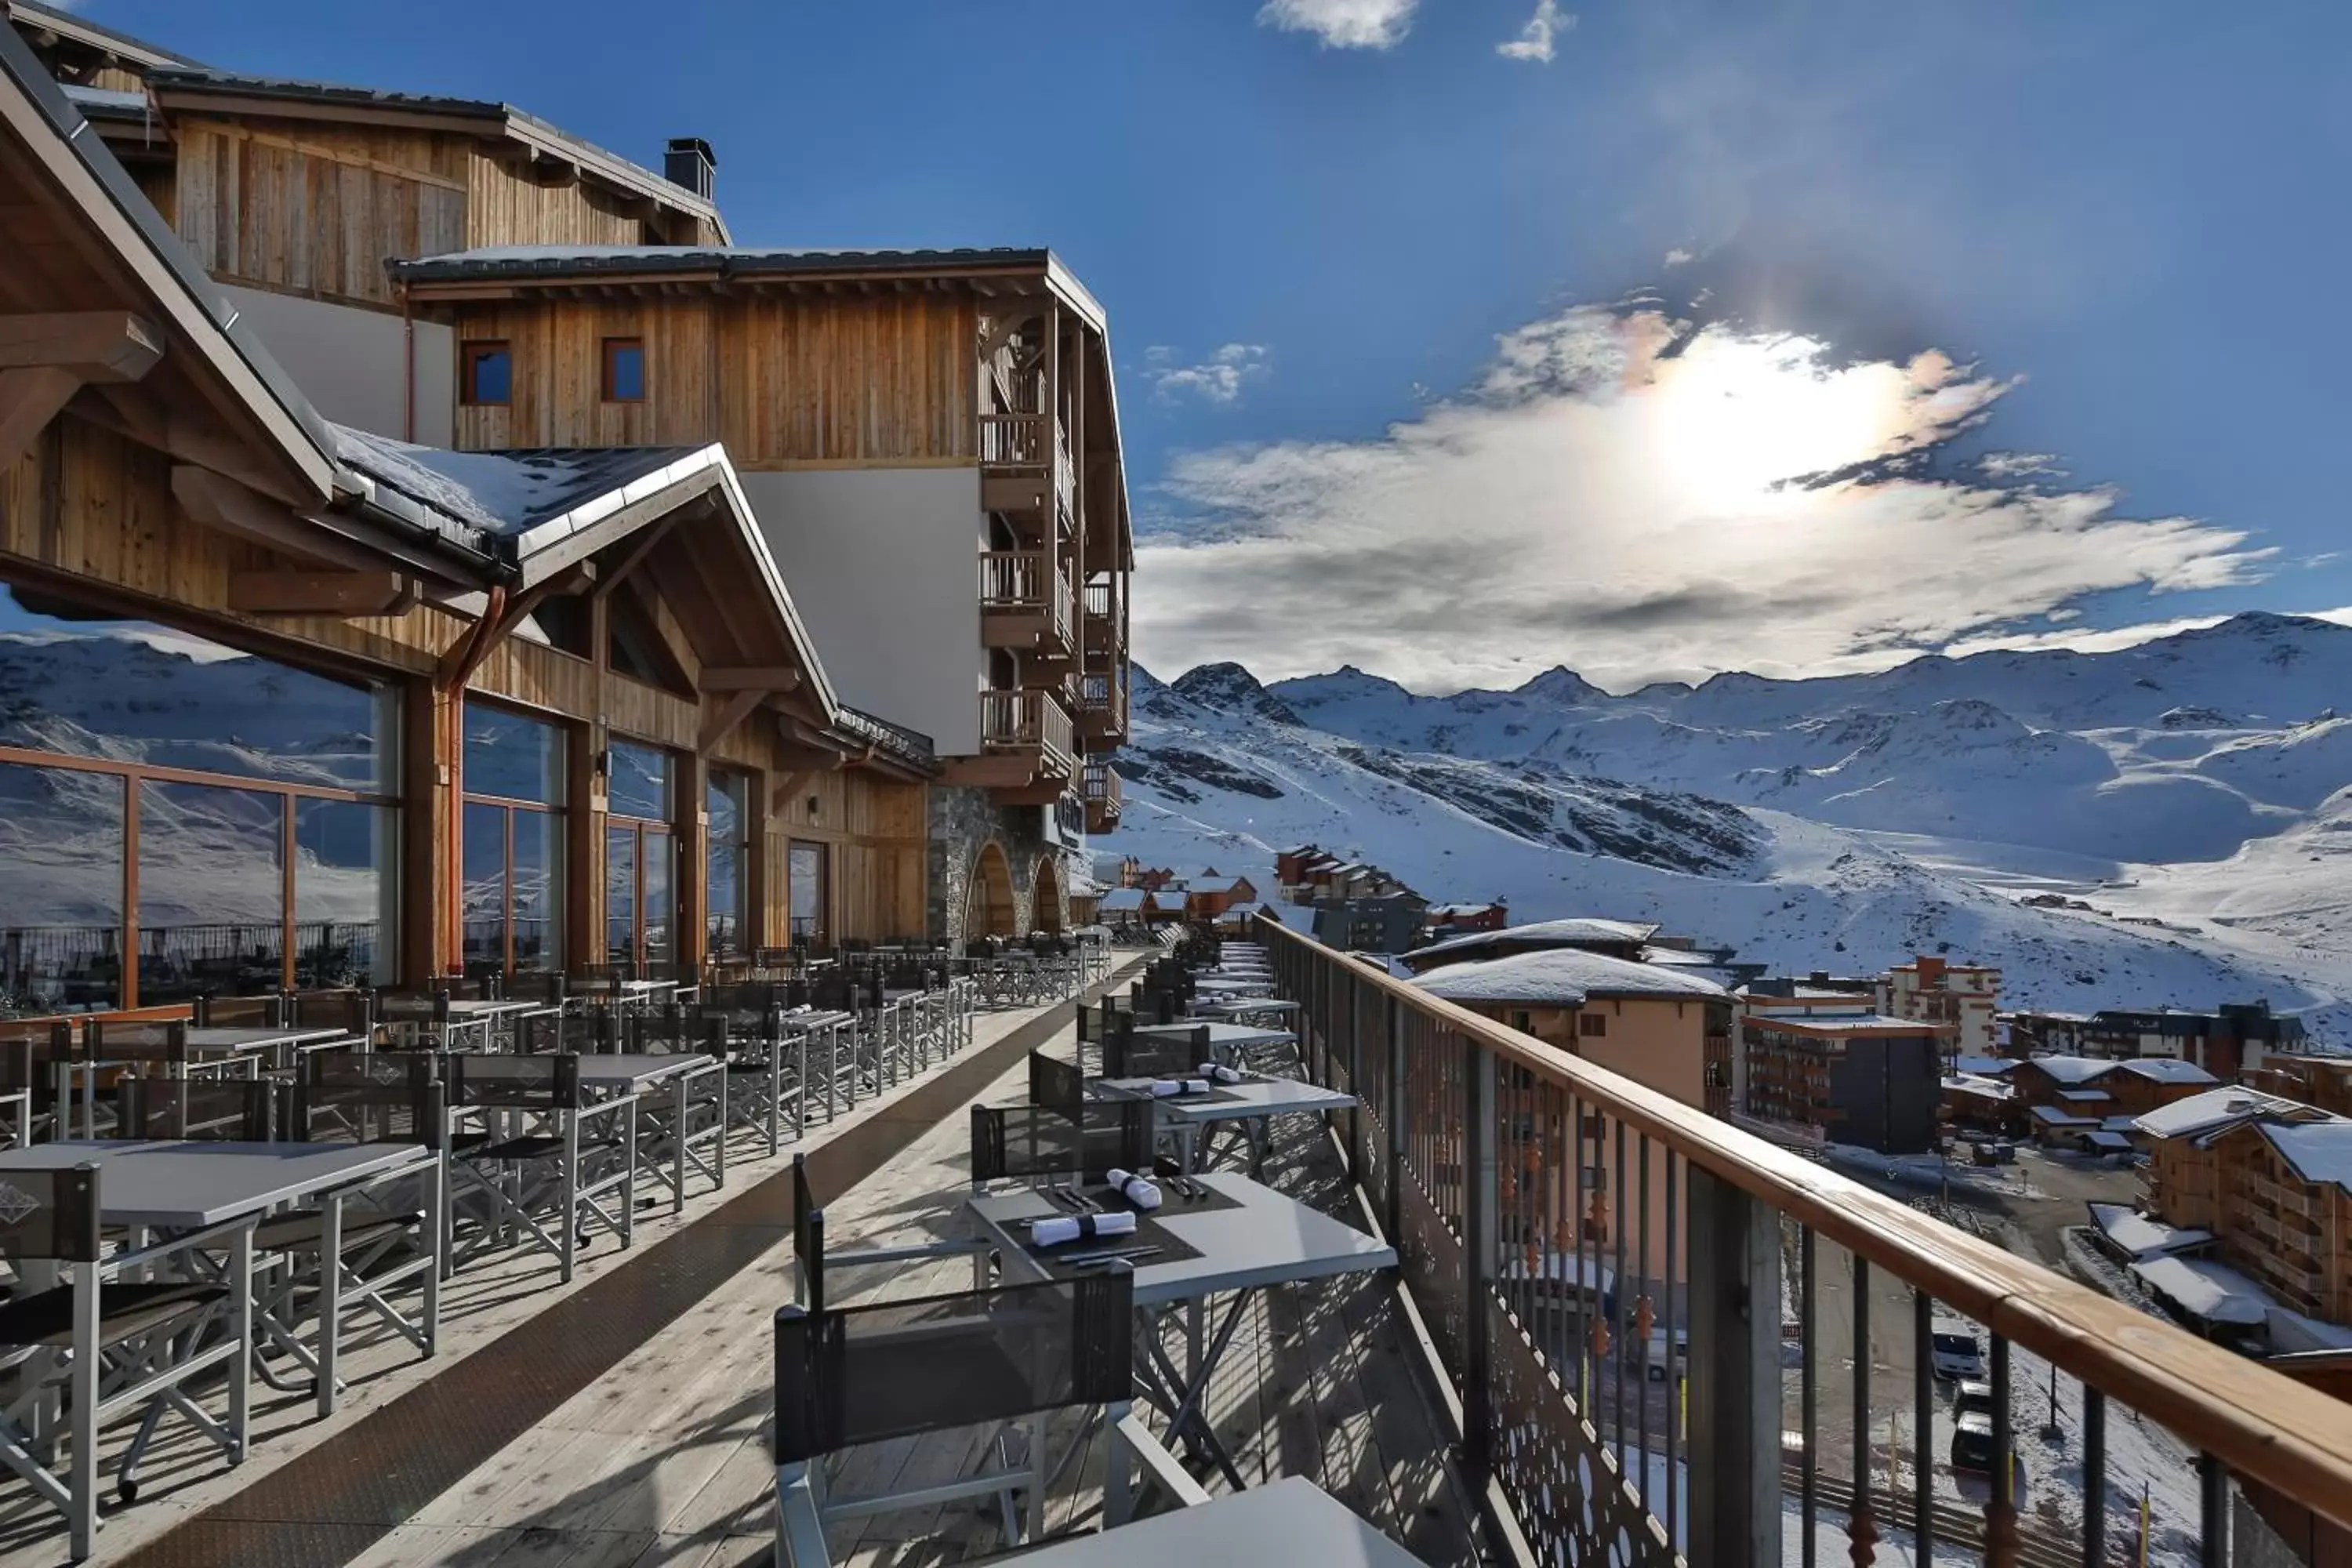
(6, 0, 201, 69)
(1414, 946, 1727, 1007)
(2259, 1121, 2352, 1195)
(1406, 916, 1663, 967)
(2016, 1055, 2118, 1086)
(2131, 1087, 2314, 1142)
(2111, 1058, 2220, 1086)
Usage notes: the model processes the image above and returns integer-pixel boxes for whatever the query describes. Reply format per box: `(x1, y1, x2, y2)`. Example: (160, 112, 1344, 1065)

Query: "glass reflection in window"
(789, 841, 826, 946)
(607, 739, 670, 821)
(138, 781, 283, 1004)
(463, 702, 564, 804)
(296, 799, 395, 987)
(706, 771, 750, 954)
(0, 760, 124, 1014)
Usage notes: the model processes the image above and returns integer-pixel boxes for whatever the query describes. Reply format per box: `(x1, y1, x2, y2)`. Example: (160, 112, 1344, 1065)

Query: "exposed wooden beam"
(171, 466, 390, 572)
(698, 666, 803, 693)
(588, 510, 679, 603)
(0, 366, 81, 467)
(433, 578, 556, 688)
(0, 312, 163, 382)
(696, 688, 765, 754)
(227, 569, 415, 616)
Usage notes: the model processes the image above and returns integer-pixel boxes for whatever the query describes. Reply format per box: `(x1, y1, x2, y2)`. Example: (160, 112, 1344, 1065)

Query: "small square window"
(602, 337, 645, 403)
(461, 341, 511, 406)
(1579, 1013, 1607, 1038)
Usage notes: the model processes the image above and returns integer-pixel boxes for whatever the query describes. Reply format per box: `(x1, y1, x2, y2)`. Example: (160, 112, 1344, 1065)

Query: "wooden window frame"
(460, 340, 513, 407)
(600, 336, 646, 405)
(1579, 1012, 1608, 1039)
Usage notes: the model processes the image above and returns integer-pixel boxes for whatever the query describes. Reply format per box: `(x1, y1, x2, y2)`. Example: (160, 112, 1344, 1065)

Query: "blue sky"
(84, 0, 2352, 688)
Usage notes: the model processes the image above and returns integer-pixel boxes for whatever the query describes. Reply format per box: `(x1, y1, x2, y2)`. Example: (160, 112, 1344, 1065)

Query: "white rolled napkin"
(1027, 1210, 1138, 1247)
(1198, 1062, 1243, 1083)
(1149, 1078, 1210, 1098)
(1105, 1167, 1163, 1210)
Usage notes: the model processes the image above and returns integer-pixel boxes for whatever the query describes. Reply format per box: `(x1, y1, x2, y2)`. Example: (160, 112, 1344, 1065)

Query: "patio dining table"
(967, 1170, 1395, 1494)
(1093, 1073, 1355, 1174)
(575, 1054, 724, 1214)
(1131, 1020, 1298, 1073)
(1010, 1478, 1428, 1566)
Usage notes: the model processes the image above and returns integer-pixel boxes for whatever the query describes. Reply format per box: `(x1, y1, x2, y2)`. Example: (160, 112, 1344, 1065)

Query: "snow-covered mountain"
(1109, 614, 2352, 1040)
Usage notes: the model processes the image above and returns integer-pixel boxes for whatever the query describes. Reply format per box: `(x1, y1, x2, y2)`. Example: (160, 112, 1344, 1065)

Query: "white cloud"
(1134, 303, 2274, 692)
(1662, 247, 1696, 268)
(1943, 607, 2352, 659)
(1497, 0, 1573, 64)
(1975, 450, 2067, 481)
(1142, 343, 1269, 406)
(1258, 0, 1417, 50)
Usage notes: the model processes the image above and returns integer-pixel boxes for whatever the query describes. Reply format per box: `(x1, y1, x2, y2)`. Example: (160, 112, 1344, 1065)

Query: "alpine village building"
(0, 2, 1131, 1011)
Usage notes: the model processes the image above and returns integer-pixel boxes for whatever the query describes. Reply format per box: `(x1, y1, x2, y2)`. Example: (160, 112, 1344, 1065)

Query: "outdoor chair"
(772, 1267, 1201, 1565)
(1104, 1025, 1212, 1083)
(697, 984, 802, 1155)
(1026, 1049, 1087, 1127)
(0, 1024, 76, 1144)
(111, 1076, 275, 1142)
(263, 1053, 445, 1394)
(0, 1163, 246, 1559)
(789, 1152, 988, 1318)
(622, 1007, 730, 1202)
(191, 993, 283, 1029)
(371, 990, 463, 1051)
(442, 1052, 634, 1283)
(971, 1101, 1155, 1189)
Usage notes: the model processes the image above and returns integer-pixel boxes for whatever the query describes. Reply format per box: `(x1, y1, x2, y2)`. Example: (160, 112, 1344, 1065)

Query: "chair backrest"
(289, 989, 372, 1035)
(194, 993, 285, 1029)
(513, 1010, 571, 1054)
(87, 1017, 189, 1056)
(970, 1101, 1153, 1186)
(372, 991, 452, 1027)
(115, 1076, 276, 1142)
(0, 1163, 100, 1264)
(445, 1051, 580, 1111)
(292, 1051, 445, 1149)
(773, 1269, 1132, 1465)
(625, 1006, 726, 1057)
(698, 983, 779, 1038)
(0, 1024, 74, 1102)
(791, 1152, 826, 1313)
(1026, 1050, 1085, 1124)
(1105, 1025, 1209, 1082)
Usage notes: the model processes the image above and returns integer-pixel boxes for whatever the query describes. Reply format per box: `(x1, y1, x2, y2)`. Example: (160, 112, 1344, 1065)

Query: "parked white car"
(1931, 1330, 1986, 1381)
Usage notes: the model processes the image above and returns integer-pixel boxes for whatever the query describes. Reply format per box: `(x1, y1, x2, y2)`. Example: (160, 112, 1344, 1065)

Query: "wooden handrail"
(1254, 914, 2352, 1532)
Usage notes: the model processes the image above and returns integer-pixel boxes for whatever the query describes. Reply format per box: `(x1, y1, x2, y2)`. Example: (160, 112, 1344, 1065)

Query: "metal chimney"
(664, 137, 717, 201)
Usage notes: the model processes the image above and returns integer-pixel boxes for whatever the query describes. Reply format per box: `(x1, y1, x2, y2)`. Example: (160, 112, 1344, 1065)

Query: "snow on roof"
(394, 244, 1057, 285)
(2017, 1055, 2116, 1085)
(1188, 875, 1245, 895)
(2030, 1105, 2094, 1125)
(1942, 1075, 2011, 1100)
(332, 425, 704, 546)
(2058, 1089, 2113, 1103)
(2085, 1131, 2135, 1151)
(2257, 1120, 2352, 1193)
(1414, 946, 1727, 1007)
(1098, 888, 1152, 912)
(1955, 1056, 2020, 1077)
(1639, 946, 1720, 968)
(60, 83, 150, 114)
(2132, 1087, 2309, 1142)
(1406, 916, 1663, 964)
(2111, 1058, 2220, 1086)
(2087, 1203, 2212, 1260)
(2129, 1254, 2269, 1326)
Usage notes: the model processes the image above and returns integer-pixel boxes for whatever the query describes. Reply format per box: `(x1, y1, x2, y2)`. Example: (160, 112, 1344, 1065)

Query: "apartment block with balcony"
(1877, 953, 2001, 1057)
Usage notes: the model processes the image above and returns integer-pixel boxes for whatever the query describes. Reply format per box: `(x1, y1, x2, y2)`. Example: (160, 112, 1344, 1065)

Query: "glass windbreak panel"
(706, 772, 747, 953)
(463, 703, 564, 805)
(0, 583, 394, 790)
(605, 825, 637, 967)
(295, 799, 395, 987)
(138, 781, 283, 1003)
(789, 841, 826, 945)
(512, 810, 561, 973)
(0, 760, 124, 1014)
(461, 801, 509, 971)
(643, 830, 673, 967)
(608, 739, 671, 821)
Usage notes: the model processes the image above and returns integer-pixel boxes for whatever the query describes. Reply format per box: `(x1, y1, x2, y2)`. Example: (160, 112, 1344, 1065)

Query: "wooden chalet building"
(0, 5, 1132, 1011)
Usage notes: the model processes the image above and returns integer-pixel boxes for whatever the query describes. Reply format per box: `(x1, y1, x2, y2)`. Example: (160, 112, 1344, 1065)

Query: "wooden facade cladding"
(166, 114, 687, 311)
(1, 412, 929, 979)
(445, 292, 981, 463)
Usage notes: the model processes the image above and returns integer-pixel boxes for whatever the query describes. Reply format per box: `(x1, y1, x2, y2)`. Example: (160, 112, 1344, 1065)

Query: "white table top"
(576, 1053, 714, 1090)
(185, 1025, 349, 1053)
(967, 1171, 1394, 1306)
(1134, 1022, 1298, 1052)
(438, 998, 545, 1019)
(1098, 1077, 1356, 1126)
(1008, 1479, 1428, 1566)
(6, 1139, 433, 1228)
(1192, 996, 1301, 1017)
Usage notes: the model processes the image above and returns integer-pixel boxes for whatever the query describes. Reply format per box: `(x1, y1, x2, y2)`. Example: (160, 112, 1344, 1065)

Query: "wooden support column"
(400, 677, 453, 986)
(677, 750, 707, 974)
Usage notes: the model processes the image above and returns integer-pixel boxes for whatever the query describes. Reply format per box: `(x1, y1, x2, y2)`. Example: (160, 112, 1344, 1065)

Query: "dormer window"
(601, 337, 645, 403)
(461, 341, 512, 405)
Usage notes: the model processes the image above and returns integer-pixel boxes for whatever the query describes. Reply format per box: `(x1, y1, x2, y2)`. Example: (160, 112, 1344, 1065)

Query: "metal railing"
(979, 550, 1074, 648)
(1256, 915, 2352, 1566)
(978, 412, 1050, 466)
(1077, 669, 1127, 732)
(979, 690, 1076, 777)
(1082, 760, 1121, 821)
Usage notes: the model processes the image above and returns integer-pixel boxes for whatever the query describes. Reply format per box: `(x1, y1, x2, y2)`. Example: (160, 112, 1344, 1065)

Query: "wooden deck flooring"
(322, 1036, 1488, 1568)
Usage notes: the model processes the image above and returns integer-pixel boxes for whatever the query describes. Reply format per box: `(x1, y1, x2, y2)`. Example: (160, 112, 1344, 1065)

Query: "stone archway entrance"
(966, 840, 1017, 937)
(1032, 856, 1065, 933)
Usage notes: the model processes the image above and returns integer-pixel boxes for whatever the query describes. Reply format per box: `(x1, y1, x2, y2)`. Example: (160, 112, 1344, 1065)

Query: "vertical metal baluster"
(1912, 1290, 1933, 1564)
(1664, 1149, 1679, 1559)
(1987, 1335, 2016, 1567)
(1637, 1130, 1653, 1510)
(1613, 1118, 1628, 1479)
(2081, 1388, 2105, 1568)
(2197, 1451, 2229, 1568)
(1850, 1253, 1878, 1565)
(1550, 1083, 1567, 1402)
(1802, 1227, 1817, 1566)
(1572, 1090, 1590, 1415)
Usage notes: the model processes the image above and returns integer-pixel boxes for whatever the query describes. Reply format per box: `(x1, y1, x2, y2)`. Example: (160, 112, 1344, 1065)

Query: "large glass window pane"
(706, 771, 747, 954)
(296, 799, 396, 987)
(0, 583, 394, 791)
(605, 826, 637, 967)
(0, 760, 124, 1014)
(608, 739, 670, 821)
(462, 801, 509, 972)
(643, 831, 673, 967)
(512, 811, 561, 973)
(463, 702, 564, 805)
(139, 781, 283, 1004)
(789, 841, 826, 946)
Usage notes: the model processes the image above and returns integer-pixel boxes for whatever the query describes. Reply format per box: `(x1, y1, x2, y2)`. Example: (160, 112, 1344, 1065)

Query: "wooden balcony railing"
(1076, 669, 1127, 733)
(1082, 760, 1121, 821)
(979, 689, 1076, 777)
(978, 412, 1049, 467)
(979, 551, 1073, 647)
(1255, 915, 2352, 1564)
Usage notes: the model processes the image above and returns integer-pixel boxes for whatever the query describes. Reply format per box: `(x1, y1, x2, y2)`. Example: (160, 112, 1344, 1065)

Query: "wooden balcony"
(1082, 758, 1122, 833)
(979, 549, 1074, 658)
(1076, 666, 1128, 743)
(978, 411, 1075, 523)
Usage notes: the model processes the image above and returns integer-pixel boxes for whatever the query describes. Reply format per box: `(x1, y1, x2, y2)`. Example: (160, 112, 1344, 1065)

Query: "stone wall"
(927, 785, 1079, 945)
